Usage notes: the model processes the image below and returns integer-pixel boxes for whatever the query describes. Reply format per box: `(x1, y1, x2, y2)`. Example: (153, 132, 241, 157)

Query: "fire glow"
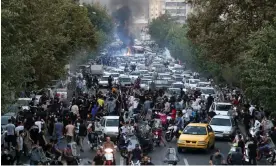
(125, 47, 131, 56)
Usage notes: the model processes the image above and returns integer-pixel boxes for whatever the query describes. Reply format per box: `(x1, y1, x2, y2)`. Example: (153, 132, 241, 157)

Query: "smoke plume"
(109, 0, 149, 46)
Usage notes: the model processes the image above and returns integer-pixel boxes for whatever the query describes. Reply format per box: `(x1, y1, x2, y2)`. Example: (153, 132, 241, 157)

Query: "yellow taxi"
(177, 123, 215, 152)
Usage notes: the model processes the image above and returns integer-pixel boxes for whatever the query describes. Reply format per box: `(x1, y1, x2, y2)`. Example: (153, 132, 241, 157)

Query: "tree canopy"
(148, 0, 276, 111)
(2, 0, 114, 108)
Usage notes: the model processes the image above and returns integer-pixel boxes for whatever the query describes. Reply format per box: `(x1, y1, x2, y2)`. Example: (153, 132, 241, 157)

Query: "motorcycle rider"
(128, 144, 143, 164)
(102, 137, 116, 164)
(142, 156, 154, 165)
(257, 134, 270, 157)
(121, 121, 134, 135)
(93, 149, 106, 165)
(209, 148, 225, 165)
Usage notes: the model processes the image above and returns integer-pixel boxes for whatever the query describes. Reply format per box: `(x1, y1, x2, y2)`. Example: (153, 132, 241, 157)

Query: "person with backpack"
(209, 149, 225, 165)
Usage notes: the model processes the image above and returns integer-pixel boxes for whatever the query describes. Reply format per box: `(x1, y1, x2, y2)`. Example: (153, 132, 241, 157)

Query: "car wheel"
(177, 147, 182, 153)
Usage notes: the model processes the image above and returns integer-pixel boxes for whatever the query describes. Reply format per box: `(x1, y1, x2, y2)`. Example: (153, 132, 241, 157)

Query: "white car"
(197, 81, 211, 87)
(109, 73, 120, 83)
(118, 75, 132, 87)
(99, 76, 110, 87)
(171, 82, 185, 89)
(209, 102, 233, 116)
(129, 71, 141, 82)
(184, 79, 200, 89)
(140, 79, 151, 90)
(100, 116, 119, 139)
(209, 115, 236, 139)
(198, 87, 216, 99)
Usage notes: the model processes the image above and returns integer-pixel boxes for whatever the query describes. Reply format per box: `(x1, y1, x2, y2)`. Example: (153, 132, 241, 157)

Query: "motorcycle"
(157, 112, 168, 130)
(256, 144, 273, 161)
(165, 125, 178, 142)
(131, 159, 141, 166)
(67, 142, 81, 165)
(87, 131, 103, 150)
(267, 149, 276, 165)
(104, 148, 115, 165)
(152, 129, 161, 146)
(227, 143, 243, 164)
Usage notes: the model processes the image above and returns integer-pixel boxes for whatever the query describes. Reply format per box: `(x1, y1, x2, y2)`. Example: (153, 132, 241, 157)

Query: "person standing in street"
(248, 137, 257, 165)
(78, 120, 87, 152)
(15, 130, 24, 165)
(6, 119, 16, 150)
(65, 121, 75, 143)
(54, 118, 64, 143)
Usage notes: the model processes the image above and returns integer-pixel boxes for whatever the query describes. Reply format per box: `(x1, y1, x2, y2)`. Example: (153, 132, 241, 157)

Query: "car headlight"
(198, 141, 206, 145)
(177, 140, 185, 144)
(224, 131, 230, 134)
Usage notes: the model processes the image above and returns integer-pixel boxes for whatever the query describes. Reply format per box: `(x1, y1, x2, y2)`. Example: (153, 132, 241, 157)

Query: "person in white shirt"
(249, 105, 255, 116)
(71, 104, 79, 116)
(15, 121, 24, 136)
(120, 122, 134, 135)
(35, 118, 45, 133)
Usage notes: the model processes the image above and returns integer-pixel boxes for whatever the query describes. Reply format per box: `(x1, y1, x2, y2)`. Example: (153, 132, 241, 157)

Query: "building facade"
(163, 0, 192, 24)
(149, 0, 164, 22)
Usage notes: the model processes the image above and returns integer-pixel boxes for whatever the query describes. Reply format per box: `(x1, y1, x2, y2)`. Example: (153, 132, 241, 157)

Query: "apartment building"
(163, 0, 192, 24)
(149, 0, 164, 22)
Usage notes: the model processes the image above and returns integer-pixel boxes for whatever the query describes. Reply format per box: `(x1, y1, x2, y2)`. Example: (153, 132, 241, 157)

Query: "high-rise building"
(149, 0, 164, 22)
(163, 0, 192, 24)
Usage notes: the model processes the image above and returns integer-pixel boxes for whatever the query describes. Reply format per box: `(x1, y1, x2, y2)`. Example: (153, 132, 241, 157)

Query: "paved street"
(52, 136, 232, 165)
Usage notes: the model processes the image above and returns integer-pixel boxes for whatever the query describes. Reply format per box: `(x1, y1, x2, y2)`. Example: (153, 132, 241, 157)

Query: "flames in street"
(125, 47, 131, 56)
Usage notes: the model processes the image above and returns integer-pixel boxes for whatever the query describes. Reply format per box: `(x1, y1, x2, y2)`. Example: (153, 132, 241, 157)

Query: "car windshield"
(175, 77, 183, 82)
(101, 77, 109, 81)
(111, 74, 119, 77)
(198, 83, 210, 87)
(216, 104, 232, 111)
(1, 116, 10, 125)
(201, 89, 215, 94)
(131, 72, 140, 76)
(106, 119, 119, 127)
(172, 84, 184, 89)
(183, 126, 207, 135)
(210, 118, 231, 126)
(141, 80, 150, 84)
(190, 80, 199, 84)
(120, 77, 131, 82)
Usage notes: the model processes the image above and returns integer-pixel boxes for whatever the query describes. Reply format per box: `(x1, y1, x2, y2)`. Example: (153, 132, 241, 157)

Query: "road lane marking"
(184, 158, 189, 166)
(120, 156, 124, 165)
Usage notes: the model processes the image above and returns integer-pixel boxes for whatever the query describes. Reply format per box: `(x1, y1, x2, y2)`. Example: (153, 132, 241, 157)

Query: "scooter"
(87, 131, 103, 150)
(131, 159, 141, 166)
(165, 125, 178, 142)
(104, 148, 115, 165)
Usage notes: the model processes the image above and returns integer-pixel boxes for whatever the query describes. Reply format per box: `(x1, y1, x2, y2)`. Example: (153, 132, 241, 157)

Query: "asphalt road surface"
(50, 136, 231, 165)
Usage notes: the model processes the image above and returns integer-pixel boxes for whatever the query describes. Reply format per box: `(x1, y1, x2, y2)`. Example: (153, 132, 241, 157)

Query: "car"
(99, 76, 110, 87)
(171, 82, 185, 89)
(100, 116, 119, 141)
(140, 79, 151, 90)
(166, 88, 186, 98)
(209, 102, 233, 116)
(198, 87, 216, 99)
(129, 71, 141, 81)
(55, 88, 68, 99)
(1, 112, 17, 130)
(109, 73, 120, 83)
(197, 81, 211, 87)
(184, 79, 200, 89)
(172, 75, 183, 82)
(177, 123, 215, 152)
(118, 75, 132, 87)
(111, 69, 124, 75)
(17, 98, 32, 110)
(209, 115, 237, 139)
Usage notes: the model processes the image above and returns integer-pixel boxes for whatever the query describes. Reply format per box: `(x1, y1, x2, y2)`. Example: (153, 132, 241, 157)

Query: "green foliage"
(149, 0, 276, 111)
(1, 0, 113, 108)
(85, 3, 114, 39)
(242, 25, 276, 111)
(148, 14, 174, 48)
